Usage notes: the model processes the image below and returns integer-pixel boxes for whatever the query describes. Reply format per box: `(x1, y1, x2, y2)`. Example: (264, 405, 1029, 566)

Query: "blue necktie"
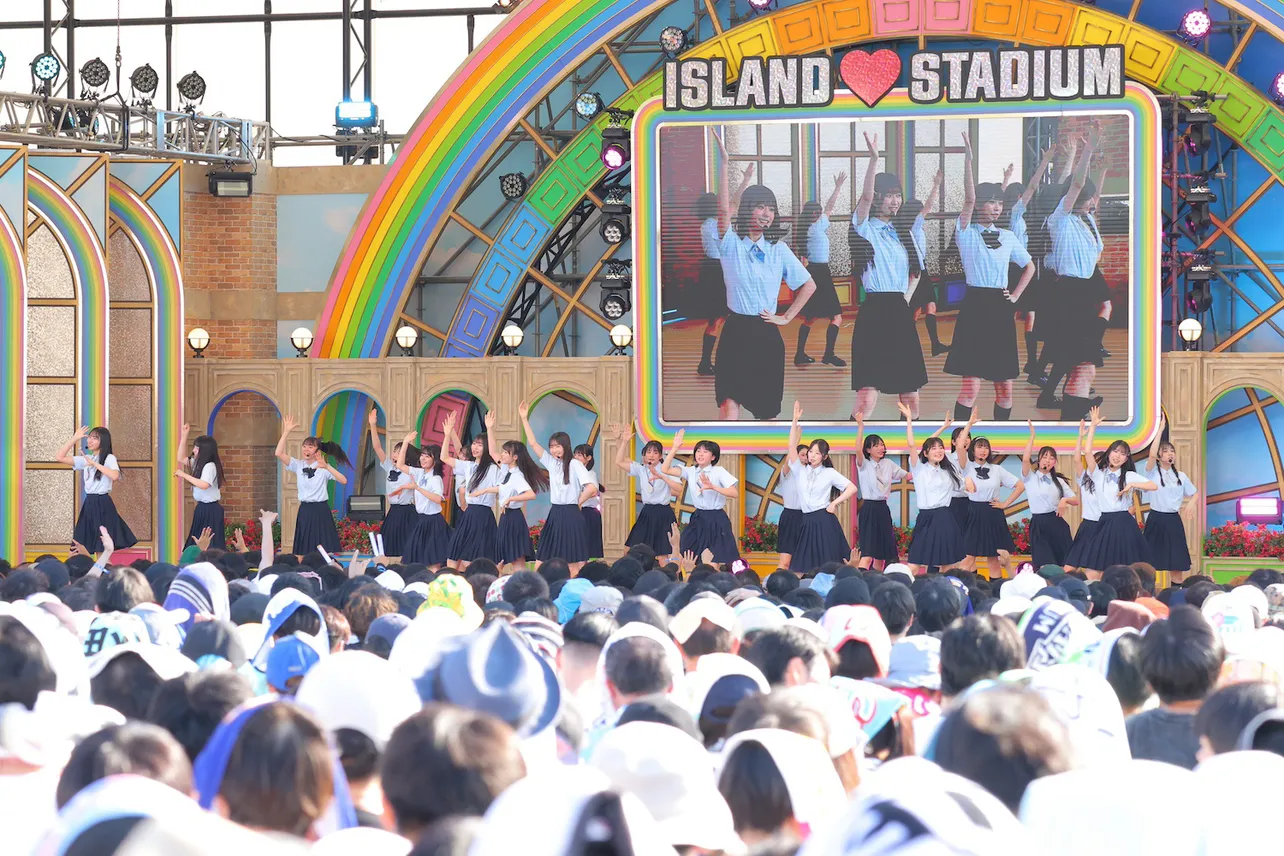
(1038, 473, 1051, 485)
(751, 245, 765, 263)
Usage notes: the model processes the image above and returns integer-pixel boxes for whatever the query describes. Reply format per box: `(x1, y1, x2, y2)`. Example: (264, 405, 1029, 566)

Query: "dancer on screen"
(708, 135, 816, 421)
(1141, 413, 1198, 582)
(1075, 407, 1157, 575)
(943, 132, 1036, 422)
(691, 160, 757, 377)
(793, 171, 848, 367)
(1019, 421, 1077, 570)
(849, 132, 929, 420)
(853, 413, 910, 570)
(900, 169, 947, 357)
(1000, 143, 1059, 380)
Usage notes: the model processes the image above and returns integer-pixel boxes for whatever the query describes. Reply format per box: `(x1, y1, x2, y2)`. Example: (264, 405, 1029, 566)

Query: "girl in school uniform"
(792, 172, 848, 367)
(519, 401, 595, 571)
(692, 163, 758, 377)
(472, 433, 548, 574)
(708, 137, 817, 421)
(1000, 144, 1059, 377)
(853, 412, 909, 570)
(900, 169, 947, 356)
(1063, 419, 1102, 571)
(613, 423, 680, 562)
(442, 411, 501, 566)
(175, 424, 227, 550)
(661, 431, 741, 563)
(57, 425, 137, 554)
(1019, 421, 1077, 569)
(961, 436, 1024, 580)
(775, 401, 808, 570)
(1076, 407, 1158, 574)
(944, 132, 1036, 423)
(1141, 414, 1199, 581)
(786, 415, 857, 575)
(574, 444, 604, 559)
(274, 415, 349, 554)
(395, 435, 452, 570)
(947, 413, 979, 533)
(900, 405, 974, 574)
(850, 132, 929, 419)
(367, 409, 419, 557)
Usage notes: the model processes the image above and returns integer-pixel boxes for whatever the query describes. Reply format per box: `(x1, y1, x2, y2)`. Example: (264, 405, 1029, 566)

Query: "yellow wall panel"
(820, 0, 874, 44)
(973, 0, 1022, 39)
(686, 36, 728, 60)
(1121, 26, 1177, 88)
(1020, 0, 1075, 46)
(1070, 8, 1127, 46)
(773, 4, 828, 54)
(724, 19, 779, 69)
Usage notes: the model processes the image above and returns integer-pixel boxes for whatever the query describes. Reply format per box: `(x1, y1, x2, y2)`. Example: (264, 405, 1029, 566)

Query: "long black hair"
(695, 191, 718, 221)
(302, 436, 351, 468)
(190, 435, 228, 486)
(548, 431, 573, 485)
(1002, 183, 1024, 231)
(419, 443, 444, 478)
(574, 443, 604, 495)
(734, 184, 785, 242)
(919, 437, 961, 488)
(88, 427, 113, 482)
(395, 439, 423, 468)
(1033, 445, 1069, 498)
(794, 200, 823, 249)
(468, 439, 497, 492)
(503, 440, 549, 492)
(892, 198, 924, 277)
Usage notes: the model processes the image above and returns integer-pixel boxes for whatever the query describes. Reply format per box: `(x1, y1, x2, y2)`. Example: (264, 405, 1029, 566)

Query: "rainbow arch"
(0, 190, 26, 562)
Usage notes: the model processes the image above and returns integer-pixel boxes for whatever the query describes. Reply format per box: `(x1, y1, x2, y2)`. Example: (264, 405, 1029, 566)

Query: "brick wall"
(211, 394, 280, 526)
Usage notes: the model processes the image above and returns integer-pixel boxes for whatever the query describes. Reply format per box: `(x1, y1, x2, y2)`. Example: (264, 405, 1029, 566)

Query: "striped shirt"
(852, 212, 909, 294)
(717, 228, 810, 317)
(1046, 194, 1103, 279)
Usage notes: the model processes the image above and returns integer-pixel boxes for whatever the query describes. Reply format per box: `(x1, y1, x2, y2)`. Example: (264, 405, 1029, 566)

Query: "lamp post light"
(394, 325, 419, 356)
(1178, 317, 1203, 351)
(500, 323, 524, 356)
(608, 324, 634, 355)
(291, 326, 314, 357)
(187, 327, 210, 358)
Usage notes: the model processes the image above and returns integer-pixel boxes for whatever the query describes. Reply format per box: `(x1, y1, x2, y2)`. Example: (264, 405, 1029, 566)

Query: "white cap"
(404, 582, 431, 598)
(733, 598, 786, 635)
(87, 642, 198, 681)
(589, 721, 742, 854)
(719, 729, 846, 830)
(1230, 585, 1269, 624)
(990, 596, 1033, 620)
(669, 597, 738, 645)
(683, 653, 769, 721)
(1002, 572, 1045, 600)
(389, 607, 468, 678)
(376, 571, 406, 593)
(310, 828, 411, 856)
(884, 563, 913, 583)
(785, 617, 827, 642)
(295, 650, 422, 746)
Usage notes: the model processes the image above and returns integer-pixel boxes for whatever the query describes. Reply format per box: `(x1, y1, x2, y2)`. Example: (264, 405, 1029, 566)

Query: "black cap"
(617, 697, 702, 744)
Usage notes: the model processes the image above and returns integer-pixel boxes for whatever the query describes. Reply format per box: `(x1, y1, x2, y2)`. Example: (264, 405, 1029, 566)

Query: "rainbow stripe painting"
(0, 148, 26, 561)
(632, 86, 1161, 454)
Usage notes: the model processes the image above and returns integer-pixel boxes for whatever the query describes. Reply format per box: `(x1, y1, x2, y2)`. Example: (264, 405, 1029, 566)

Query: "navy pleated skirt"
(380, 503, 419, 557)
(908, 506, 964, 567)
(626, 503, 677, 555)
(964, 501, 1016, 557)
(1144, 510, 1191, 573)
(403, 512, 453, 567)
(777, 507, 804, 555)
(679, 508, 740, 564)
(188, 501, 226, 551)
(949, 496, 972, 531)
(790, 510, 850, 575)
(1062, 517, 1101, 570)
(857, 499, 899, 563)
(1073, 510, 1153, 572)
(76, 494, 138, 553)
(583, 507, 604, 559)
(292, 501, 340, 554)
(1029, 511, 1073, 568)
(538, 503, 590, 564)
(449, 503, 500, 563)
(497, 507, 534, 564)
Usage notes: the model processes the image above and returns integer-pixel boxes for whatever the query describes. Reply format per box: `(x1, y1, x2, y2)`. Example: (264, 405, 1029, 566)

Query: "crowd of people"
(3, 500, 1283, 855)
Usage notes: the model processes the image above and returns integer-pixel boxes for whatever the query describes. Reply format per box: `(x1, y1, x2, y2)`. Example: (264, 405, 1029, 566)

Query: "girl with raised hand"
(1019, 420, 1077, 570)
(395, 431, 452, 570)
(1075, 407, 1158, 575)
(775, 401, 808, 571)
(946, 408, 979, 533)
(176, 423, 227, 550)
(56, 425, 137, 554)
(1063, 419, 1101, 572)
(574, 443, 605, 560)
(367, 408, 418, 558)
(614, 423, 681, 563)
(786, 402, 857, 575)
(692, 159, 757, 377)
(1140, 413, 1198, 582)
(519, 400, 595, 572)
(661, 430, 740, 563)
(793, 171, 848, 367)
(902, 168, 947, 356)
(1002, 143, 1059, 377)
(960, 435, 1024, 580)
(853, 412, 910, 570)
(274, 415, 349, 554)
(441, 410, 501, 567)
(472, 429, 548, 574)
(901, 405, 974, 575)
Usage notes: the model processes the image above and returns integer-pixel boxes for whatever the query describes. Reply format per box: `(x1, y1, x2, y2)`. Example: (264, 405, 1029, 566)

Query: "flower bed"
(226, 513, 379, 553)
(224, 517, 282, 550)
(741, 518, 778, 552)
(1204, 522, 1284, 558)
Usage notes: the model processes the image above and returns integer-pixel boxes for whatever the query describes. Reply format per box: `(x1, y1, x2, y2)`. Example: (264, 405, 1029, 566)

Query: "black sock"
(925, 314, 942, 348)
(1023, 330, 1038, 367)
(954, 401, 972, 420)
(1061, 395, 1091, 421)
(994, 404, 1012, 421)
(824, 324, 839, 356)
(1032, 342, 1049, 375)
(1044, 364, 1068, 396)
(795, 325, 810, 357)
(701, 333, 716, 364)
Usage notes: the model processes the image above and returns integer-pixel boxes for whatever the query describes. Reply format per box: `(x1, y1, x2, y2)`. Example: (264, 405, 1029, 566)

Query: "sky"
(2, 0, 504, 165)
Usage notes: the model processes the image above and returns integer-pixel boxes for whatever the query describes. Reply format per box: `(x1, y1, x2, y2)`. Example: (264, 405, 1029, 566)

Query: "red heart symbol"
(840, 49, 902, 108)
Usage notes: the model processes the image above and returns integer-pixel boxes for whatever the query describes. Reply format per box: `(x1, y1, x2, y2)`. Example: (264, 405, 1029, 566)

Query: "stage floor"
(660, 314, 1130, 423)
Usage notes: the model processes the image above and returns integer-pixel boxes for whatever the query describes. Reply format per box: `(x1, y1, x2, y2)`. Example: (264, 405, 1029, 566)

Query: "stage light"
(130, 64, 158, 99)
(499, 172, 528, 200)
(1237, 495, 1282, 525)
(336, 100, 378, 129)
(395, 325, 419, 356)
(177, 71, 206, 109)
(600, 211, 631, 244)
(1185, 203, 1212, 236)
(1178, 9, 1212, 43)
(208, 172, 252, 197)
(187, 327, 210, 358)
(31, 52, 60, 84)
(80, 58, 110, 92)
(746, 0, 775, 11)
(609, 324, 634, 354)
(575, 92, 603, 120)
(604, 259, 632, 280)
(0, 51, 6, 79)
(493, 0, 519, 11)
(601, 136, 629, 170)
(1185, 178, 1216, 204)
(1182, 108, 1213, 155)
(500, 323, 524, 355)
(291, 327, 314, 357)
(1178, 317, 1203, 350)
(1274, 73, 1284, 106)
(659, 26, 688, 55)
(601, 284, 631, 321)
(1186, 280, 1213, 313)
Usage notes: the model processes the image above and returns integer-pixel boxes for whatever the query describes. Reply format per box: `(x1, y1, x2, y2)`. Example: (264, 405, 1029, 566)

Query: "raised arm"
(368, 409, 388, 463)
(481, 411, 499, 464)
(612, 423, 634, 474)
(958, 131, 976, 229)
(1084, 407, 1102, 474)
(56, 425, 88, 466)
(275, 415, 297, 465)
(927, 412, 955, 441)
(954, 408, 979, 459)
(1022, 420, 1036, 478)
(178, 423, 192, 467)
(259, 509, 277, 569)
(897, 401, 916, 451)
(923, 168, 944, 216)
(1064, 124, 1100, 213)
(1020, 144, 1057, 208)
(395, 430, 416, 475)
(439, 412, 461, 469)
(1145, 412, 1166, 474)
(784, 400, 804, 474)
(853, 412, 865, 460)
(823, 172, 847, 216)
(1056, 138, 1078, 182)
(660, 428, 686, 478)
(854, 132, 880, 226)
(1001, 162, 1015, 191)
(517, 400, 546, 461)
(1072, 420, 1087, 485)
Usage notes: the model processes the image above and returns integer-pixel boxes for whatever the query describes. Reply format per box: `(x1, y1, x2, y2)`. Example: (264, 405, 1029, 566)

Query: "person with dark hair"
(56, 723, 193, 809)
(381, 705, 526, 840)
(901, 415, 975, 574)
(614, 596, 668, 634)
(901, 168, 948, 356)
(613, 424, 679, 564)
(848, 131, 927, 419)
(1073, 412, 1157, 574)
(515, 597, 558, 623)
(1126, 605, 1224, 769)
(571, 444, 605, 560)
(275, 414, 350, 554)
(560, 612, 618, 718)
(518, 404, 595, 572)
(603, 636, 674, 713)
(0, 616, 56, 708)
(55, 425, 137, 553)
(1019, 423, 1076, 570)
(727, 688, 863, 794)
(940, 614, 1026, 699)
(537, 558, 570, 587)
(743, 625, 831, 686)
(1001, 145, 1059, 377)
(146, 671, 254, 762)
(475, 434, 549, 575)
(366, 408, 420, 558)
(441, 411, 503, 568)
(783, 405, 857, 576)
(792, 172, 848, 367)
(1140, 414, 1199, 583)
(960, 435, 1024, 579)
(872, 581, 916, 640)
(502, 571, 548, 605)
(706, 138, 819, 421)
(1101, 564, 1142, 603)
(95, 566, 153, 614)
(852, 416, 909, 570)
(175, 425, 229, 551)
(934, 686, 1073, 813)
(662, 432, 741, 564)
(89, 651, 171, 720)
(785, 588, 824, 612)
(1195, 680, 1283, 760)
(913, 582, 961, 634)
(765, 569, 800, 600)
(394, 431, 453, 570)
(1090, 630, 1151, 716)
(718, 730, 842, 847)
(1, 569, 49, 603)
(689, 173, 753, 377)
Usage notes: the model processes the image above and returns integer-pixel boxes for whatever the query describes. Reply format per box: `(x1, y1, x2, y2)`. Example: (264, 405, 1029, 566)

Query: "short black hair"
(514, 597, 558, 623)
(270, 571, 318, 600)
(742, 625, 830, 685)
(718, 739, 794, 838)
(1, 569, 49, 602)
(784, 588, 824, 612)
(940, 614, 1026, 697)
(603, 636, 672, 696)
(680, 621, 736, 660)
(1102, 565, 1142, 602)
(608, 556, 645, 590)
(537, 558, 571, 586)
(145, 670, 254, 761)
(335, 727, 381, 783)
(502, 571, 548, 604)
(614, 596, 668, 634)
(463, 558, 500, 578)
(1104, 632, 1151, 713)
(915, 582, 962, 633)
(561, 611, 618, 648)
(0, 616, 56, 708)
(764, 570, 800, 599)
(468, 574, 497, 609)
(91, 652, 168, 720)
(55, 722, 193, 808)
(1185, 581, 1220, 610)
(872, 581, 915, 635)
(1140, 606, 1224, 704)
(825, 577, 871, 609)
(1195, 680, 1284, 754)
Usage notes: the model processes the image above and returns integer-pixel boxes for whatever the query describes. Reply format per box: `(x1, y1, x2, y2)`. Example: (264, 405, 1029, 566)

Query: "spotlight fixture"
(1274, 72, 1284, 106)
(290, 326, 314, 357)
(601, 108, 633, 171)
(177, 71, 206, 110)
(745, 0, 775, 11)
(659, 26, 688, 55)
(1181, 105, 1214, 155)
(187, 327, 210, 358)
(499, 172, 528, 200)
(394, 325, 419, 356)
(575, 92, 603, 120)
(1186, 280, 1213, 313)
(0, 50, 6, 79)
(600, 282, 631, 321)
(80, 58, 110, 95)
(500, 323, 524, 355)
(31, 52, 61, 87)
(1237, 495, 1282, 525)
(493, 0, 519, 11)
(608, 324, 634, 355)
(604, 259, 632, 280)
(1177, 317, 1204, 351)
(1178, 9, 1212, 43)
(130, 64, 159, 102)
(208, 172, 252, 198)
(335, 100, 378, 129)
(1185, 202, 1212, 236)
(600, 192, 632, 245)
(1185, 175, 1217, 204)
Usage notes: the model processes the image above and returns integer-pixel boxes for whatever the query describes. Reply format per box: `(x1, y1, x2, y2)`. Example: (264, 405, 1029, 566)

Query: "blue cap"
(266, 634, 321, 694)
